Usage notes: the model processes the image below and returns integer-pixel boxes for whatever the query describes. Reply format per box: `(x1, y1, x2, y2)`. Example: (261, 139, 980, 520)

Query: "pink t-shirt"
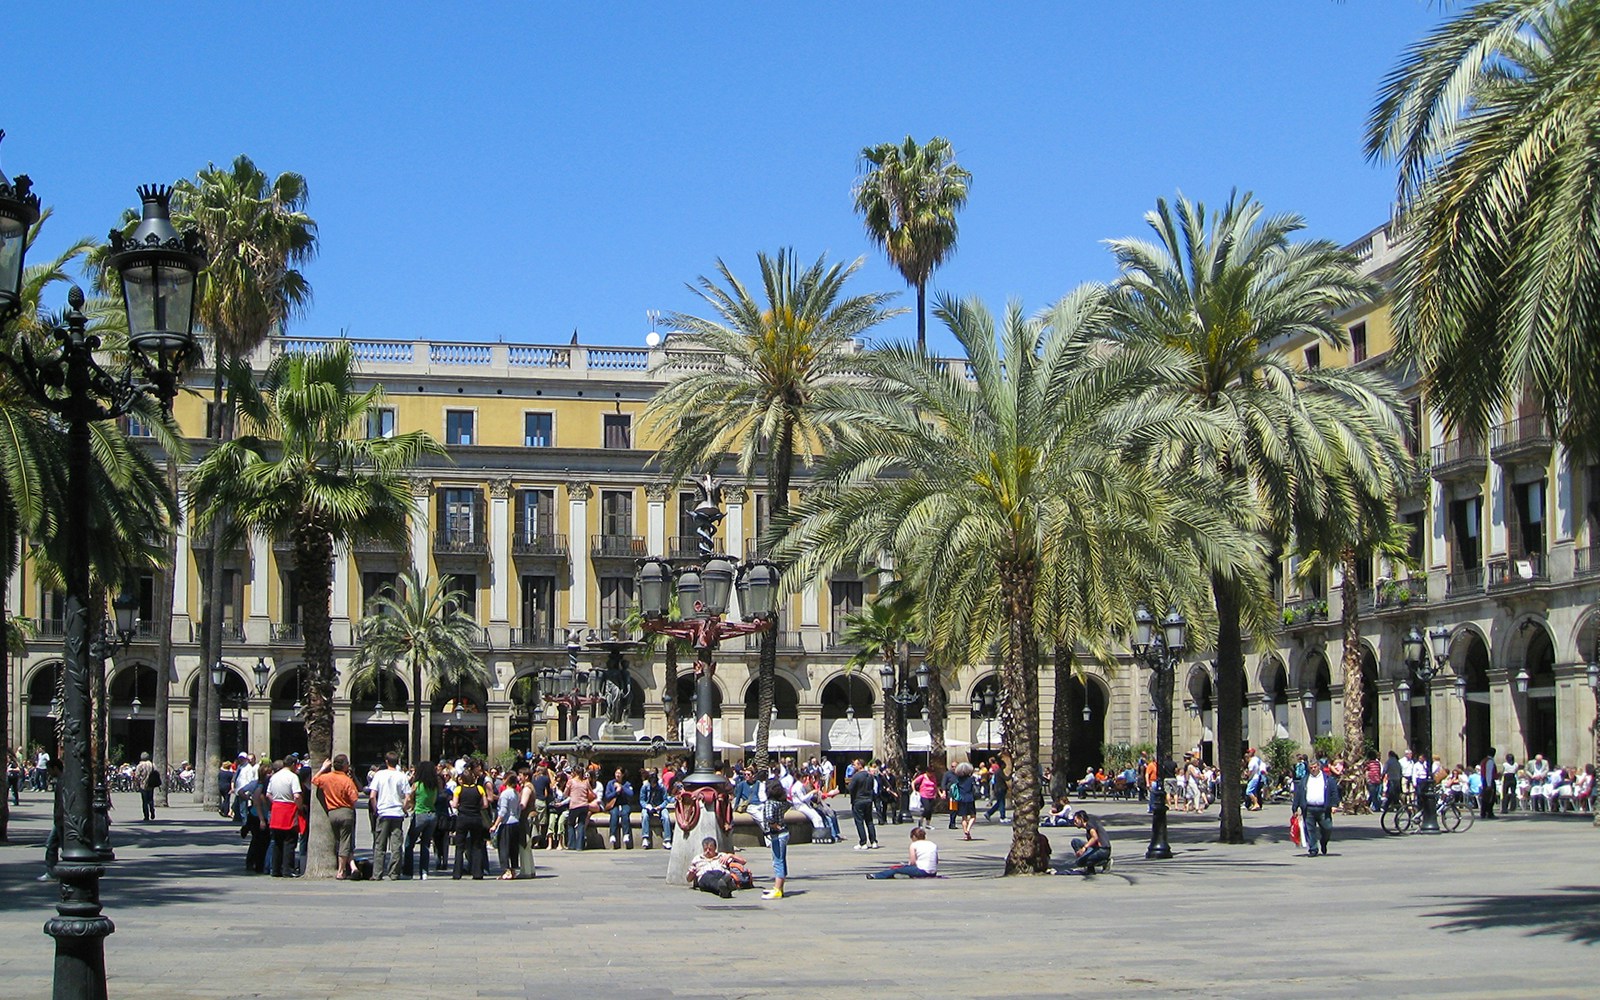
(566, 776, 595, 809)
(914, 773, 939, 799)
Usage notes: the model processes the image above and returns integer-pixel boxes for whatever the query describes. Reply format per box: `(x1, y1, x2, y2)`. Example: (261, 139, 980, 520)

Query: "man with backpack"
(134, 752, 159, 822)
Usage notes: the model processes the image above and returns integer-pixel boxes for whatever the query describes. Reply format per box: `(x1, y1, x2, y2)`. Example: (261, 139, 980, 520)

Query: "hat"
(236, 752, 248, 759)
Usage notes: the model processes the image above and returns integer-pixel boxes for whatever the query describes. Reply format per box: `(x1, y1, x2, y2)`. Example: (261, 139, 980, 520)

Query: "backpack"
(146, 767, 162, 790)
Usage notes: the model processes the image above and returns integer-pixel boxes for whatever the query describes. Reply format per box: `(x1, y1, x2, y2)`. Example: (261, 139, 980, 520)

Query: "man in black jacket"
(1293, 758, 1340, 858)
(849, 762, 880, 850)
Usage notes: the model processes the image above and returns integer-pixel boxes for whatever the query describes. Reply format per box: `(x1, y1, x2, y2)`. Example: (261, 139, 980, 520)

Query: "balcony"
(511, 532, 568, 560)
(668, 535, 710, 560)
(591, 534, 646, 560)
(1490, 415, 1554, 467)
(270, 622, 302, 644)
(1445, 565, 1485, 598)
(744, 630, 804, 652)
(745, 538, 773, 561)
(1486, 552, 1547, 591)
(1280, 598, 1328, 630)
(351, 534, 407, 556)
(509, 626, 561, 648)
(434, 526, 487, 557)
(824, 630, 861, 651)
(1374, 576, 1428, 612)
(1430, 435, 1488, 482)
(189, 621, 245, 642)
(1576, 544, 1600, 578)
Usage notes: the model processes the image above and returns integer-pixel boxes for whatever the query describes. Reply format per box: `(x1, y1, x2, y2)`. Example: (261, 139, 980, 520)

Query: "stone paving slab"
(0, 792, 1595, 998)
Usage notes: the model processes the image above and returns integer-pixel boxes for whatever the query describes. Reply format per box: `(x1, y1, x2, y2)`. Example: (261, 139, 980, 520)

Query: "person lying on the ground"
(685, 837, 748, 898)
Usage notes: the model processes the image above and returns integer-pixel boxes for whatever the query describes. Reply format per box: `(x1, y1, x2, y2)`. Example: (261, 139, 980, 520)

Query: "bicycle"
(1380, 792, 1473, 835)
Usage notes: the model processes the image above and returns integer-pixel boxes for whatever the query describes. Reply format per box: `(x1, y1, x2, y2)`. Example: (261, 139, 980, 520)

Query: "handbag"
(1289, 813, 1303, 847)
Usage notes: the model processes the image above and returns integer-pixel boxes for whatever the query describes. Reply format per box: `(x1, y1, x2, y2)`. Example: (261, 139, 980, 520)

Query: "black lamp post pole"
(1133, 605, 1185, 861)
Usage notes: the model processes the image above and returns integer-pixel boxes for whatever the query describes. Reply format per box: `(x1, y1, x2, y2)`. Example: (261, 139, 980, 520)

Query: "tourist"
(1052, 810, 1112, 876)
(950, 762, 979, 840)
(1245, 748, 1266, 811)
(489, 770, 522, 878)
(603, 767, 635, 850)
(565, 765, 595, 851)
(638, 768, 670, 849)
(36, 759, 63, 881)
(216, 758, 235, 817)
(1294, 757, 1339, 858)
(1501, 753, 1519, 813)
(402, 760, 440, 879)
(515, 765, 538, 876)
(911, 765, 940, 829)
(243, 765, 271, 874)
(1363, 754, 1384, 812)
(685, 836, 746, 899)
(1043, 796, 1075, 827)
(849, 760, 880, 850)
(367, 752, 410, 880)
(1477, 748, 1498, 819)
(434, 761, 456, 872)
(786, 776, 829, 842)
(265, 757, 302, 877)
(548, 772, 571, 850)
(527, 764, 552, 848)
(312, 754, 360, 879)
(753, 778, 789, 899)
(984, 761, 1008, 822)
(452, 763, 491, 880)
(868, 825, 939, 879)
(134, 751, 158, 822)
(6, 750, 21, 805)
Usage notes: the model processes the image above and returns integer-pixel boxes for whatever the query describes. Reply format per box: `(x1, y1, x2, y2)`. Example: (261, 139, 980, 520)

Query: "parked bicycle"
(1380, 791, 1474, 835)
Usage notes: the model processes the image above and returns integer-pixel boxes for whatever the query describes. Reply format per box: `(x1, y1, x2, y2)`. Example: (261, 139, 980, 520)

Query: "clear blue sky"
(10, 2, 1442, 356)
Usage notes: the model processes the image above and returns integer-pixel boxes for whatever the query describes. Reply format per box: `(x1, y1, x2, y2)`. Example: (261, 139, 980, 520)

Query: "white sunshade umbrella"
(743, 733, 820, 750)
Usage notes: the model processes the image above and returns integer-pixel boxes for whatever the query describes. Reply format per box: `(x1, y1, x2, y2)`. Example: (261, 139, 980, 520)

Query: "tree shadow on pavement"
(1421, 886, 1600, 944)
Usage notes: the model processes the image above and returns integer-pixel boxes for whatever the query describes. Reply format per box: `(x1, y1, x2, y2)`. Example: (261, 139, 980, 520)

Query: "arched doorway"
(821, 674, 877, 768)
(508, 673, 543, 754)
(1461, 632, 1491, 766)
(1270, 663, 1290, 738)
(189, 666, 250, 762)
(268, 668, 308, 761)
(108, 664, 159, 762)
(24, 662, 63, 757)
(433, 680, 488, 761)
(1311, 657, 1333, 739)
(969, 675, 1002, 755)
(744, 675, 800, 744)
(672, 672, 723, 746)
(1359, 648, 1379, 757)
(352, 670, 409, 769)
(1191, 670, 1215, 765)
(1062, 676, 1107, 776)
(1523, 627, 1557, 762)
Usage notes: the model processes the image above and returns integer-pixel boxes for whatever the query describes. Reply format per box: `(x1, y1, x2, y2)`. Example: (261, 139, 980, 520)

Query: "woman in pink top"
(913, 767, 941, 829)
(565, 771, 594, 851)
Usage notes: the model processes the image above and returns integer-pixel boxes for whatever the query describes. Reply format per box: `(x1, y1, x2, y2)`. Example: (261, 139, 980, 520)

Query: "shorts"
(328, 807, 356, 856)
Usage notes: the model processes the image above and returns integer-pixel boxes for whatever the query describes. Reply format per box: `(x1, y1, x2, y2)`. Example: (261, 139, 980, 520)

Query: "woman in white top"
(786, 780, 830, 841)
(867, 826, 938, 879)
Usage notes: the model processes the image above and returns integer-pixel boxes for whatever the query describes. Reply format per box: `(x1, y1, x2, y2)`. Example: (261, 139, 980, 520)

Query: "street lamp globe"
(107, 185, 205, 389)
(1587, 661, 1599, 692)
(1161, 607, 1187, 655)
(674, 565, 703, 613)
(0, 133, 40, 321)
(914, 662, 932, 690)
(253, 656, 271, 695)
(112, 589, 139, 639)
(1428, 625, 1451, 665)
(1132, 604, 1154, 656)
(1397, 678, 1411, 702)
(210, 660, 227, 689)
(700, 555, 737, 617)
(1402, 625, 1426, 668)
(1515, 667, 1530, 694)
(637, 557, 672, 620)
(738, 560, 780, 621)
(878, 662, 896, 693)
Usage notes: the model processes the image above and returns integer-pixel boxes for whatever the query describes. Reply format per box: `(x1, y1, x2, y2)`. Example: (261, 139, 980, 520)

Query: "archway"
(820, 673, 877, 767)
(1523, 626, 1557, 762)
(432, 679, 489, 761)
(1307, 655, 1333, 739)
(352, 670, 410, 769)
(1461, 632, 1492, 766)
(1189, 669, 1215, 765)
(744, 675, 800, 744)
(1270, 663, 1290, 738)
(268, 668, 308, 760)
(188, 666, 250, 762)
(968, 675, 1003, 755)
(108, 664, 159, 762)
(1359, 647, 1379, 757)
(24, 662, 63, 757)
(1061, 676, 1107, 777)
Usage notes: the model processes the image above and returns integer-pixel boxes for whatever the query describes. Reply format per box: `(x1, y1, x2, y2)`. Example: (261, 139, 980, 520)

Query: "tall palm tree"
(854, 136, 971, 353)
(167, 156, 315, 810)
(1107, 190, 1403, 843)
(839, 589, 918, 780)
(187, 342, 442, 877)
(1366, 0, 1600, 452)
(780, 290, 1254, 873)
(643, 249, 901, 771)
(347, 570, 491, 765)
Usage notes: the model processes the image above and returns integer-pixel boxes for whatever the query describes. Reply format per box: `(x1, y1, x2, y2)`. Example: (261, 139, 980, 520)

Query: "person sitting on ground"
(1043, 795, 1075, 826)
(867, 826, 939, 879)
(685, 836, 746, 899)
(1052, 810, 1111, 876)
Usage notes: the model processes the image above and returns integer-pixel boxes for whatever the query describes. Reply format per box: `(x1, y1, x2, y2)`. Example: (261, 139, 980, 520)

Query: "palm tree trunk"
(999, 557, 1042, 875)
(1050, 644, 1073, 802)
(153, 456, 178, 808)
(927, 664, 947, 773)
(0, 569, 11, 842)
(915, 281, 927, 354)
(197, 361, 232, 809)
(753, 421, 796, 774)
(1213, 573, 1245, 844)
(664, 641, 679, 744)
(1339, 548, 1368, 813)
(411, 656, 423, 766)
(882, 651, 906, 781)
(295, 520, 337, 879)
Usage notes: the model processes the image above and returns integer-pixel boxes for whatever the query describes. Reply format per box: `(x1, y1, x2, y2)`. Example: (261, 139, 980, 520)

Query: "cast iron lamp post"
(878, 658, 930, 770)
(637, 476, 777, 794)
(540, 631, 602, 742)
(1402, 624, 1445, 833)
(0, 140, 204, 1000)
(1131, 604, 1187, 860)
(974, 687, 998, 749)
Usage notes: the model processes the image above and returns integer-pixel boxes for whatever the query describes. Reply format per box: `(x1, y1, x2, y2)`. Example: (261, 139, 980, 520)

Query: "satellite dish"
(645, 331, 661, 348)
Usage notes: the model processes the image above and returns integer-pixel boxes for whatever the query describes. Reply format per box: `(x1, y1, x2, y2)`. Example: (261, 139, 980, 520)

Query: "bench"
(555, 807, 823, 850)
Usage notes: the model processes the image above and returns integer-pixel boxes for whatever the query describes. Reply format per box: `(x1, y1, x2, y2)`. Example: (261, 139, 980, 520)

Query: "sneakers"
(624, 840, 633, 850)
(761, 888, 783, 900)
(36, 871, 53, 882)
(853, 844, 868, 851)
(868, 842, 881, 849)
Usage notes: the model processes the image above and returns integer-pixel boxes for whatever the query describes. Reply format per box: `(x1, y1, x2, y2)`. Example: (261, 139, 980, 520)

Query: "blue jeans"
(768, 828, 789, 879)
(568, 806, 589, 850)
(869, 863, 935, 879)
(404, 813, 436, 876)
(985, 795, 1007, 820)
(642, 805, 671, 845)
(609, 805, 633, 846)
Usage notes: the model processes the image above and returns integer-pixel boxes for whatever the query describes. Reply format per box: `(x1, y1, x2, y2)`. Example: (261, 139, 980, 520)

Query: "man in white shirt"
(1245, 750, 1266, 811)
(368, 752, 412, 880)
(1293, 758, 1339, 858)
(265, 760, 303, 877)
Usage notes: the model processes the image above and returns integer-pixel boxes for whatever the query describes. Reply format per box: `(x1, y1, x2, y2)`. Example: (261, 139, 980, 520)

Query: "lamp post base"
(1416, 782, 1442, 834)
(46, 862, 113, 1000)
(1146, 794, 1173, 859)
(666, 805, 729, 886)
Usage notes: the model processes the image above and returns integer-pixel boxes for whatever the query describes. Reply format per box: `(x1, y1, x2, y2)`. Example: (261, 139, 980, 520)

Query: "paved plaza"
(0, 791, 1594, 999)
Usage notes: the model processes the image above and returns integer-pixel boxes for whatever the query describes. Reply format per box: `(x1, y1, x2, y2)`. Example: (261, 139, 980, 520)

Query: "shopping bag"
(1289, 813, 1303, 847)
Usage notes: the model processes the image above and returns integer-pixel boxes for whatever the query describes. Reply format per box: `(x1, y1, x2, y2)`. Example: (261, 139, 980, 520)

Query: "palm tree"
(1107, 190, 1404, 843)
(780, 290, 1253, 873)
(839, 588, 919, 780)
(853, 136, 971, 353)
(347, 570, 491, 765)
(1366, 0, 1600, 452)
(643, 249, 901, 771)
(165, 156, 315, 810)
(187, 342, 442, 877)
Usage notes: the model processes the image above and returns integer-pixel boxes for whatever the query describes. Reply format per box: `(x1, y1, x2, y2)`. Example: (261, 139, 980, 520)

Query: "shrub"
(1264, 737, 1300, 780)
(1100, 741, 1154, 774)
(1311, 733, 1345, 762)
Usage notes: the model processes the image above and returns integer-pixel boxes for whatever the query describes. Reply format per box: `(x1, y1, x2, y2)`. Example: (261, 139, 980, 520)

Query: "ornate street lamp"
(1131, 603, 1185, 859)
(0, 156, 203, 1000)
(252, 657, 271, 696)
(1403, 624, 1444, 833)
(638, 475, 776, 876)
